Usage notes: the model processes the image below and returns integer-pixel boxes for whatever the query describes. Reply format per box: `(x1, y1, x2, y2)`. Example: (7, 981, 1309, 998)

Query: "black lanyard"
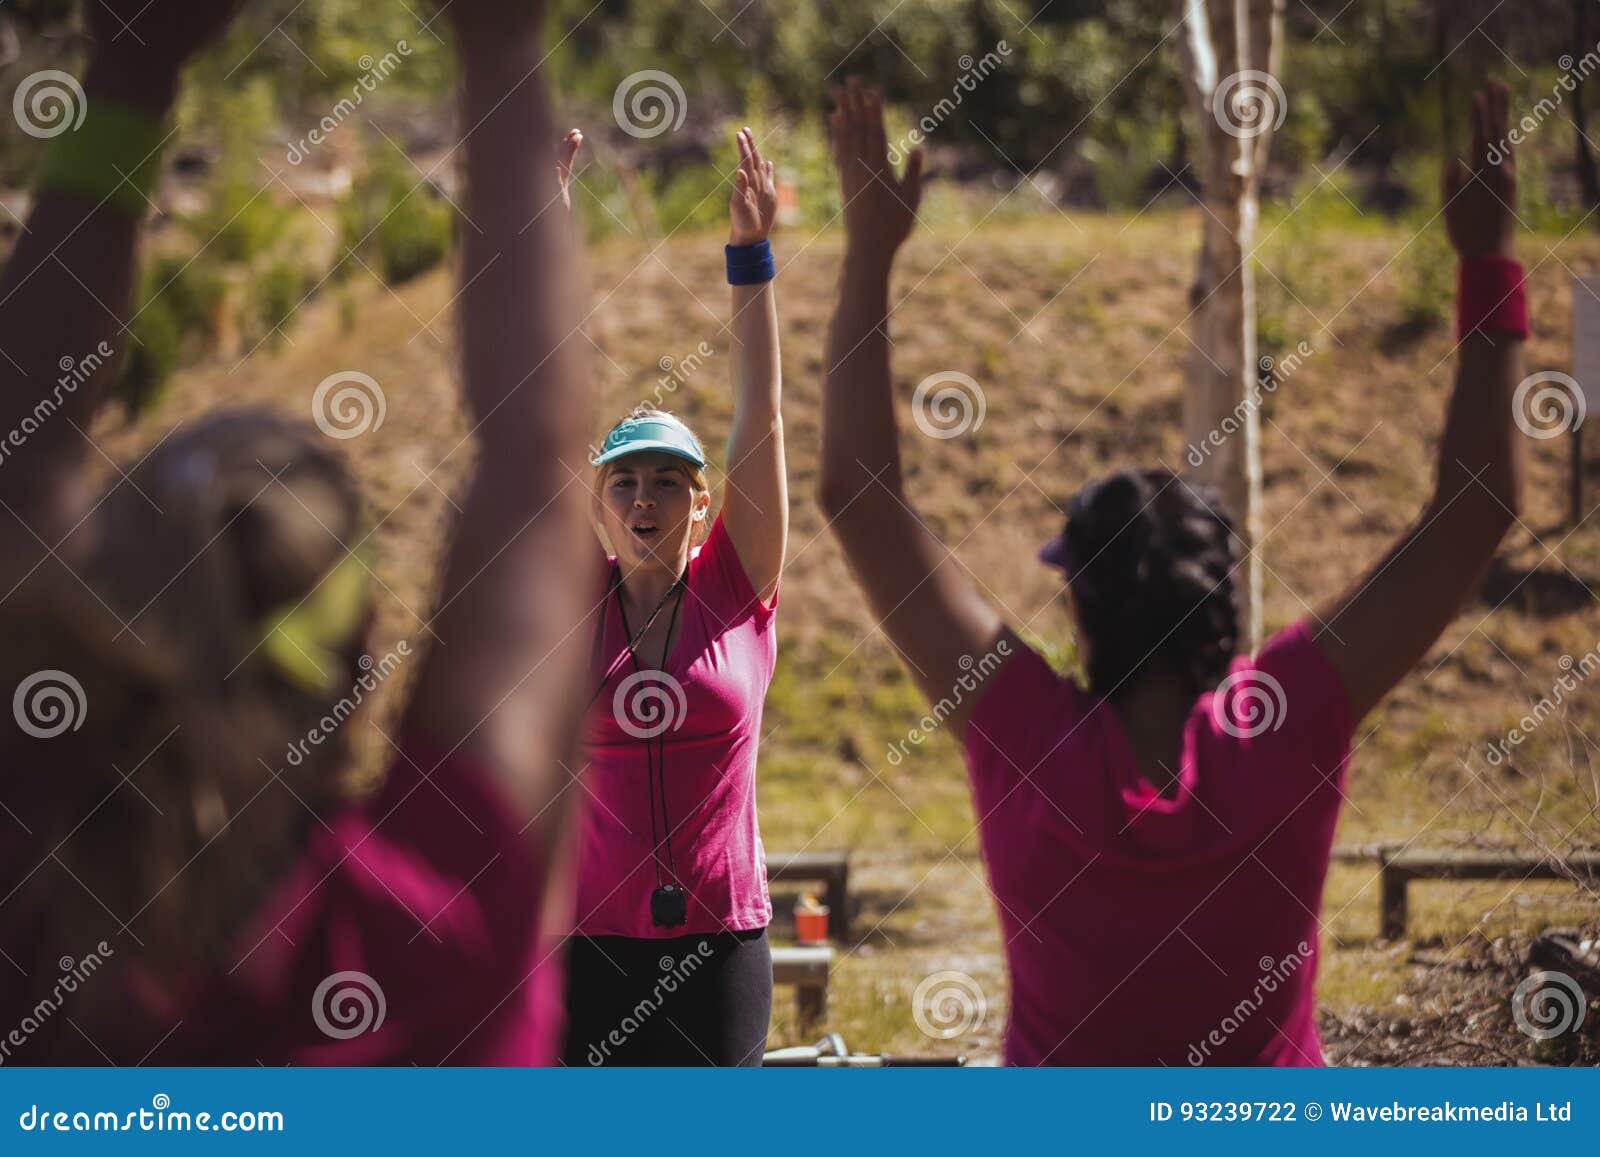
(585, 565, 684, 711)
(591, 565, 687, 891)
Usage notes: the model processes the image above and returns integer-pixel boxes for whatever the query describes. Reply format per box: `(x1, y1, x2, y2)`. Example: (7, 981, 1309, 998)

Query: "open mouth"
(629, 521, 660, 540)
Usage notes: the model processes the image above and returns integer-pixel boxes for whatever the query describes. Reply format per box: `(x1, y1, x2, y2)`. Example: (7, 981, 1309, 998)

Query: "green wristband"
(35, 97, 169, 218)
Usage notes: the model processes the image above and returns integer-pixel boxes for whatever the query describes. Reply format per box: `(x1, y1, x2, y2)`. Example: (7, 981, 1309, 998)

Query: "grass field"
(94, 201, 1600, 1064)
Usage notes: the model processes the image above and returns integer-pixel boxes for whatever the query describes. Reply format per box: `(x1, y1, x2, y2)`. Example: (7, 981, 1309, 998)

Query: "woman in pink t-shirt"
(818, 79, 1527, 1064)
(561, 131, 786, 1066)
(0, 0, 593, 1064)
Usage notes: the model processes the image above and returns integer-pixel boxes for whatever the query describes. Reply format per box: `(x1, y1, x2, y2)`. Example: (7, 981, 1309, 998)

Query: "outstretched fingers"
(1487, 79, 1514, 180)
(556, 128, 583, 209)
(1469, 87, 1491, 172)
(864, 89, 888, 171)
(743, 127, 767, 182)
(900, 146, 926, 213)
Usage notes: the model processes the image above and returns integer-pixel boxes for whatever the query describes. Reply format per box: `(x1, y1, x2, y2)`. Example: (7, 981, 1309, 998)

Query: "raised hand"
(557, 128, 583, 211)
(729, 127, 778, 245)
(87, 0, 249, 74)
(85, 0, 250, 107)
(830, 78, 923, 264)
(1444, 79, 1516, 259)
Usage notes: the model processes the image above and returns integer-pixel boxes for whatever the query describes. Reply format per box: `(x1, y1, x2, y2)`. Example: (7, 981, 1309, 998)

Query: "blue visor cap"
(590, 413, 708, 469)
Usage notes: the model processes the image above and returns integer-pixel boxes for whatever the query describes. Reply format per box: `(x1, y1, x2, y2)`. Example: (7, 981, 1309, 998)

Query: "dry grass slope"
(91, 208, 1600, 1064)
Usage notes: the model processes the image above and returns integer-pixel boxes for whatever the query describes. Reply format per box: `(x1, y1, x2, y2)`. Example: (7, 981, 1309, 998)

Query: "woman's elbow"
(817, 473, 853, 522)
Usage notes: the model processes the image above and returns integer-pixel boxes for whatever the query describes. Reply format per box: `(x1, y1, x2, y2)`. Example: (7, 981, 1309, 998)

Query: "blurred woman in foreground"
(0, 0, 593, 1063)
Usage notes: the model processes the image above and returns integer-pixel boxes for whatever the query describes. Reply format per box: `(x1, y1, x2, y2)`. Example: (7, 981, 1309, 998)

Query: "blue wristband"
(725, 240, 775, 286)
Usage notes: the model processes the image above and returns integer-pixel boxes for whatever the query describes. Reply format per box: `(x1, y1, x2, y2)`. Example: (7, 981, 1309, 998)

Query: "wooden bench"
(1332, 844, 1600, 939)
(766, 850, 851, 939)
(771, 945, 835, 1029)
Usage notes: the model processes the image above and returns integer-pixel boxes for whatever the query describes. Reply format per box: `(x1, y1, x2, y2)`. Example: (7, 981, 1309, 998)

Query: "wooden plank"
(1385, 850, 1600, 878)
(771, 945, 834, 1031)
(771, 945, 834, 983)
(766, 851, 851, 939)
(767, 850, 849, 876)
(1374, 849, 1600, 939)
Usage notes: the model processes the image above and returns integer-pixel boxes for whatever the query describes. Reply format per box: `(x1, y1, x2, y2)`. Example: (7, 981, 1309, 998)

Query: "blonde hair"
(1, 409, 371, 1056)
(593, 405, 711, 544)
(602, 404, 709, 490)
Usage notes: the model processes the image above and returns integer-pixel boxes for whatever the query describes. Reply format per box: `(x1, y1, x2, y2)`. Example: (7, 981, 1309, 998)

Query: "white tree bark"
(1175, 0, 1283, 650)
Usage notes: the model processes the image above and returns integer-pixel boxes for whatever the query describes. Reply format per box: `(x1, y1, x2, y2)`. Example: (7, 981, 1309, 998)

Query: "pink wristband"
(1457, 255, 1529, 342)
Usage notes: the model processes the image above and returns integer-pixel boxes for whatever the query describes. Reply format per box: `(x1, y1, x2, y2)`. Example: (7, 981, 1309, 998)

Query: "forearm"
(729, 281, 780, 422)
(1427, 332, 1524, 534)
(0, 65, 177, 497)
(407, 27, 598, 821)
(819, 251, 903, 516)
(456, 38, 588, 472)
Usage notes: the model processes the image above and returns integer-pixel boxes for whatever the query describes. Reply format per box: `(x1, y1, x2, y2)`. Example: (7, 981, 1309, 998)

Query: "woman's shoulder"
(689, 513, 776, 625)
(963, 637, 1091, 773)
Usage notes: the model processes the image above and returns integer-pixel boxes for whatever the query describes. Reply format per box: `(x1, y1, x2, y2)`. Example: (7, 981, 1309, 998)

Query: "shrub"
(144, 255, 228, 348)
(256, 260, 309, 343)
(340, 145, 454, 284)
(114, 294, 183, 418)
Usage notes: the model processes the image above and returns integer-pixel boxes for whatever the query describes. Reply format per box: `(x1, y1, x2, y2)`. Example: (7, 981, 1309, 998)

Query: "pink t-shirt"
(577, 514, 778, 938)
(964, 619, 1353, 1066)
(2, 734, 564, 1065)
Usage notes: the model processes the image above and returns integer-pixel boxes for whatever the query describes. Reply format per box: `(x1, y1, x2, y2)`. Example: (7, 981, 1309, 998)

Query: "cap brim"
(1038, 534, 1072, 572)
(590, 440, 707, 468)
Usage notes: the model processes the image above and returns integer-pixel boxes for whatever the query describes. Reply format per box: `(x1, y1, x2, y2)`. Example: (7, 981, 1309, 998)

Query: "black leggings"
(562, 928, 772, 1067)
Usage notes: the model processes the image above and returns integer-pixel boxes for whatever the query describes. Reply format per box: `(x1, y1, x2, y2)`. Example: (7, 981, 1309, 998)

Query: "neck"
(618, 557, 682, 621)
(1107, 660, 1194, 799)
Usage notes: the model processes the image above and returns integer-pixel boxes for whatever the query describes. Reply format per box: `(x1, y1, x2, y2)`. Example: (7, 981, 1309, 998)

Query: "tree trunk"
(1175, 0, 1283, 651)
(1435, 0, 1454, 149)
(1575, 0, 1600, 212)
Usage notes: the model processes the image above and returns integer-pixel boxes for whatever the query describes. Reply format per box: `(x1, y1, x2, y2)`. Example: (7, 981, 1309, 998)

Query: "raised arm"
(816, 81, 1005, 738)
(0, 2, 244, 577)
(1314, 80, 1525, 722)
(402, 4, 598, 838)
(721, 128, 786, 603)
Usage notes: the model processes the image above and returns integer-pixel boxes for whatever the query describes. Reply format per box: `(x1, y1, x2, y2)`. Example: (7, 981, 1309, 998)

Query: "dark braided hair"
(1059, 470, 1240, 699)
